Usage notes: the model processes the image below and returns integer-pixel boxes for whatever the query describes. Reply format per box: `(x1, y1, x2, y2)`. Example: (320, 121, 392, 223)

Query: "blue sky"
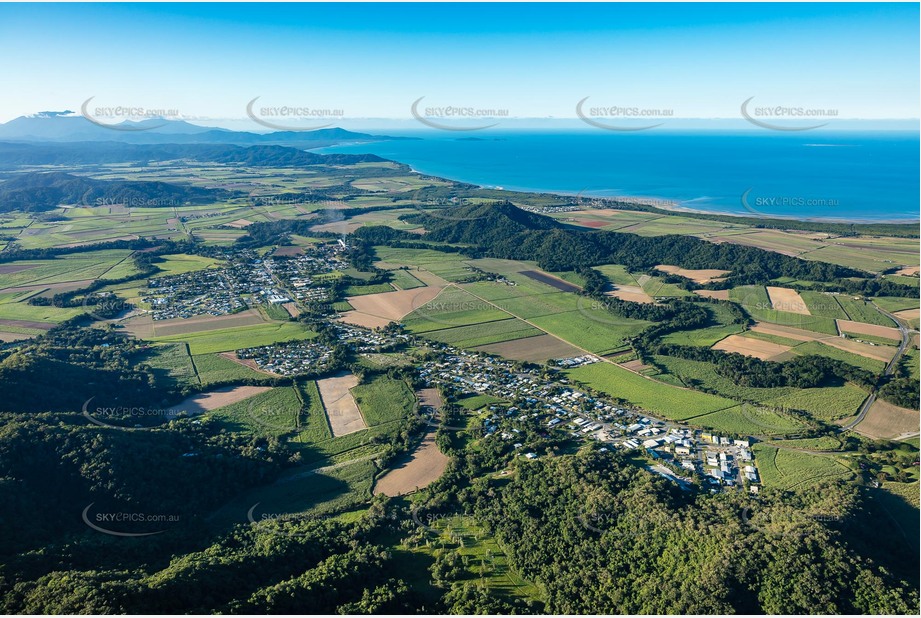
(0, 2, 917, 123)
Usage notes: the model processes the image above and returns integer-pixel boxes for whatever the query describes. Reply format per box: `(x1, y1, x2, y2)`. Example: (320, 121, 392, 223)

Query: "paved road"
(840, 303, 915, 432)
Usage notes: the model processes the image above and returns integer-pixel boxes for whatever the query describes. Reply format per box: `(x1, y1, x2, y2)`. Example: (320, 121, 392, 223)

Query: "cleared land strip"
(766, 286, 811, 315)
(836, 319, 902, 341)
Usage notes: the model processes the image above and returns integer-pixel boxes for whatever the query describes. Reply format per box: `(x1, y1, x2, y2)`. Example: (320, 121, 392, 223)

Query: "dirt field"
(750, 323, 820, 342)
(125, 309, 266, 338)
(893, 308, 920, 321)
(219, 352, 281, 376)
(821, 337, 896, 363)
(712, 334, 793, 360)
(694, 289, 731, 301)
(310, 220, 362, 234)
(656, 265, 729, 283)
(619, 358, 653, 372)
(750, 322, 897, 362)
(0, 279, 95, 295)
(519, 269, 582, 292)
(836, 320, 901, 341)
(766, 287, 811, 315)
(170, 385, 272, 417)
(417, 387, 444, 409)
(855, 399, 919, 440)
(0, 331, 34, 342)
(338, 286, 443, 328)
(606, 285, 654, 304)
(274, 245, 305, 256)
(317, 372, 366, 437)
(0, 319, 54, 330)
(282, 302, 301, 317)
(895, 266, 920, 276)
(474, 333, 583, 363)
(373, 429, 449, 497)
(225, 218, 254, 228)
(0, 264, 39, 274)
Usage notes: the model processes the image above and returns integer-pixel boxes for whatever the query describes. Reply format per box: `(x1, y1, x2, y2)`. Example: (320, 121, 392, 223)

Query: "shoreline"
(403, 165, 920, 226)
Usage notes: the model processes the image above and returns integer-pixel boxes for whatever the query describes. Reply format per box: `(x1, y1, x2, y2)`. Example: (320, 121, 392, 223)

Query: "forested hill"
(0, 171, 233, 212)
(0, 141, 388, 168)
(403, 201, 881, 285)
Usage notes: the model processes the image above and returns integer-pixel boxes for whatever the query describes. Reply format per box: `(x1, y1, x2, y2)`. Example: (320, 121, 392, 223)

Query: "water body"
(317, 130, 919, 223)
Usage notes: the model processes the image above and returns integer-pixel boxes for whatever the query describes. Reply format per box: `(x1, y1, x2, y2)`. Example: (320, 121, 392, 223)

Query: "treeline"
(657, 342, 877, 390)
(456, 452, 918, 614)
(408, 201, 888, 285)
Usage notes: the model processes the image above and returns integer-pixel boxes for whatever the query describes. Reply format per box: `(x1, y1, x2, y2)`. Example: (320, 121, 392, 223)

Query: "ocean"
(316, 130, 919, 223)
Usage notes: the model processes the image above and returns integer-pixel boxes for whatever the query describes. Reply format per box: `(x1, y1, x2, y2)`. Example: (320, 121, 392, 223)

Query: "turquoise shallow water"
(317, 130, 920, 222)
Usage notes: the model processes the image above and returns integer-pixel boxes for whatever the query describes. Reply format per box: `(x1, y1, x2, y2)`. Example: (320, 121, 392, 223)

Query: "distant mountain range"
(0, 142, 389, 168)
(0, 113, 411, 146)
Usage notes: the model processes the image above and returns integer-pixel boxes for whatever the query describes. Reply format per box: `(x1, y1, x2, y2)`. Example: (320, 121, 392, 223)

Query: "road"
(840, 303, 915, 432)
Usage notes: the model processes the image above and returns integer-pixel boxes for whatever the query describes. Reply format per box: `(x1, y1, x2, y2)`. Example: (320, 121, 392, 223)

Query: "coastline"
(404, 165, 920, 226)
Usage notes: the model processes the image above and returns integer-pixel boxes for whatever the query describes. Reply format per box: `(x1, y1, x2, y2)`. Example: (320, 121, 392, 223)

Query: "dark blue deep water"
(317, 130, 919, 222)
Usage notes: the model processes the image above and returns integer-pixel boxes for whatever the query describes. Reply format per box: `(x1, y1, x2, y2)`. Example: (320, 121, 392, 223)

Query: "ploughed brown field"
(338, 286, 443, 329)
(749, 322, 897, 363)
(606, 286, 654, 304)
(124, 309, 266, 338)
(170, 385, 272, 418)
(518, 270, 582, 292)
(474, 334, 583, 363)
(836, 319, 901, 341)
(619, 358, 654, 373)
(694, 289, 731, 300)
(317, 372, 366, 437)
(656, 264, 730, 284)
(856, 399, 919, 440)
(766, 286, 811, 315)
(374, 429, 448, 497)
(712, 334, 792, 360)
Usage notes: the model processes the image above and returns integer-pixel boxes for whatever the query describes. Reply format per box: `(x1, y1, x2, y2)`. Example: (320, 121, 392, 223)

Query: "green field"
(761, 384, 869, 422)
(344, 283, 396, 296)
(565, 362, 737, 420)
(351, 377, 416, 426)
(404, 286, 511, 333)
(834, 296, 894, 326)
(150, 253, 222, 277)
(456, 394, 506, 410)
(420, 318, 542, 348)
(0, 249, 134, 289)
(752, 444, 852, 490)
(388, 269, 427, 290)
(152, 322, 317, 355)
(373, 246, 473, 281)
(687, 404, 807, 436)
(192, 352, 266, 385)
(142, 342, 199, 387)
(529, 310, 648, 356)
(729, 286, 839, 335)
(209, 386, 302, 437)
(652, 354, 869, 421)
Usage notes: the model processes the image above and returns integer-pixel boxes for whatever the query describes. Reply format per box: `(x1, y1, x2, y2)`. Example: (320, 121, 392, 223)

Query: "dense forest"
(0, 172, 233, 212)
